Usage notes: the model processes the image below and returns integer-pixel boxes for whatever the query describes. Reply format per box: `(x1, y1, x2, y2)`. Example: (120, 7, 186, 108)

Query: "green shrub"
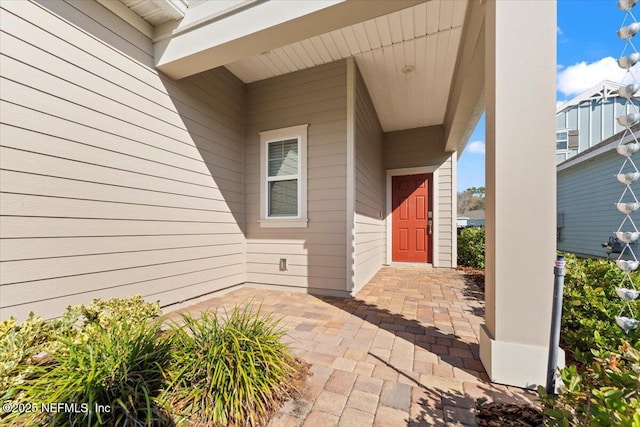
(561, 254, 639, 363)
(538, 254, 640, 426)
(539, 340, 640, 426)
(1, 297, 304, 426)
(1, 311, 79, 400)
(1, 296, 168, 427)
(164, 303, 302, 426)
(457, 227, 485, 268)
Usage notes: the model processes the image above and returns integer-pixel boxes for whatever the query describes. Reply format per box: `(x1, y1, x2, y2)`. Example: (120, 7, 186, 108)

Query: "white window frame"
(259, 124, 308, 228)
(556, 130, 569, 152)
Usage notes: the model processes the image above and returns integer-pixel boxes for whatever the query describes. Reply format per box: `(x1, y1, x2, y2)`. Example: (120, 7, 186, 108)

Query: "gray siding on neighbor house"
(557, 149, 634, 257)
(244, 61, 348, 293)
(384, 126, 456, 267)
(354, 66, 385, 293)
(0, 0, 246, 320)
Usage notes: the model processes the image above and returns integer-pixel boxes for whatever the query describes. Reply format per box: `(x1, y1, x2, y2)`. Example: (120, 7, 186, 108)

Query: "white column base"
(480, 324, 565, 389)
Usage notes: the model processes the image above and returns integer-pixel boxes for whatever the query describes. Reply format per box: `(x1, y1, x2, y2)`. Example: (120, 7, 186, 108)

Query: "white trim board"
(346, 57, 356, 293)
(386, 166, 439, 267)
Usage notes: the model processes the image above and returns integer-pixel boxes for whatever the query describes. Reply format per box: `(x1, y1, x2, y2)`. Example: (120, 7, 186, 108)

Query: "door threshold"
(388, 262, 433, 269)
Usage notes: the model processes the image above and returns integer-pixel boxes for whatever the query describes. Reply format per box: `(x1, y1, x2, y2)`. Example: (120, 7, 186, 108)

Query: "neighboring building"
(457, 209, 485, 228)
(557, 123, 640, 258)
(466, 209, 485, 227)
(0, 0, 559, 388)
(555, 81, 640, 163)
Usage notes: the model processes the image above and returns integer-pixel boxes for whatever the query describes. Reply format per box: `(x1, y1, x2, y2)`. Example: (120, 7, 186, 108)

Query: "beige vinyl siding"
(353, 66, 385, 292)
(245, 60, 348, 294)
(0, 0, 246, 320)
(384, 126, 449, 170)
(383, 126, 455, 267)
(436, 154, 455, 267)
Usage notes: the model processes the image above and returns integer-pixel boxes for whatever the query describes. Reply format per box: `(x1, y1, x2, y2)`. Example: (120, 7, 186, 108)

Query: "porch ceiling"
(122, 0, 480, 142)
(225, 1, 467, 132)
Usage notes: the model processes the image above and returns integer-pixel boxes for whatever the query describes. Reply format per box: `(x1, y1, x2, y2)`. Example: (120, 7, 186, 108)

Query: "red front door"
(392, 174, 432, 263)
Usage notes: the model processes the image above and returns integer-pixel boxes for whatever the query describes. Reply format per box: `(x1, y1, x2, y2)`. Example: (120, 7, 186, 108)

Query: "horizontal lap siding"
(245, 61, 348, 292)
(0, 0, 246, 320)
(436, 155, 455, 267)
(354, 67, 385, 292)
(557, 150, 630, 257)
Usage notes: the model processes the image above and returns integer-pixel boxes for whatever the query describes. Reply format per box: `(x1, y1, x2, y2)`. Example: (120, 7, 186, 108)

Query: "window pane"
(269, 180, 298, 216)
(556, 141, 568, 150)
(268, 139, 298, 177)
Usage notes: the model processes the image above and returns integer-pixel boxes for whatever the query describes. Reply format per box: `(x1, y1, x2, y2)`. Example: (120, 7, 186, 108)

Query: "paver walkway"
(171, 266, 538, 426)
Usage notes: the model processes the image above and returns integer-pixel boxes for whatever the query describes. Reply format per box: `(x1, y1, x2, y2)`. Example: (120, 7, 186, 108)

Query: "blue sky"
(457, 0, 633, 191)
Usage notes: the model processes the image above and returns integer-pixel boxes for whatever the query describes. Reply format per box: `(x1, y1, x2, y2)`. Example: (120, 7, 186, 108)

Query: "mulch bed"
(458, 267, 545, 426)
(476, 401, 544, 426)
(457, 266, 485, 290)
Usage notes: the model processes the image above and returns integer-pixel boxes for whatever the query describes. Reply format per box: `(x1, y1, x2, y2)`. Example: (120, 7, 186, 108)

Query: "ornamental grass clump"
(164, 303, 302, 427)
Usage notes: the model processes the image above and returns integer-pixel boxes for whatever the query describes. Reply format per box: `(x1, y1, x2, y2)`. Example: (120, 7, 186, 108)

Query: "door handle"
(428, 220, 433, 235)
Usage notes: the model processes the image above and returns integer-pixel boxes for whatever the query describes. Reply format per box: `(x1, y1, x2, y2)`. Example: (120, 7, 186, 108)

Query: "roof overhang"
(118, 0, 486, 143)
(154, 0, 424, 80)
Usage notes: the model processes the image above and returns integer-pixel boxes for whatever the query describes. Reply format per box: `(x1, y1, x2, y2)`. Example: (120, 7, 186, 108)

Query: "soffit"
(225, 1, 467, 132)
(119, 0, 187, 26)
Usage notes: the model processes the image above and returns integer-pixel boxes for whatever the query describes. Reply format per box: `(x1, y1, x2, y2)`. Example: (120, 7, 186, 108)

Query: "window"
(259, 124, 308, 228)
(556, 131, 568, 151)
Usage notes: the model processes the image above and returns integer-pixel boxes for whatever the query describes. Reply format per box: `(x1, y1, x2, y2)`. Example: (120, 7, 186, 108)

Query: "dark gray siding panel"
(557, 149, 636, 257)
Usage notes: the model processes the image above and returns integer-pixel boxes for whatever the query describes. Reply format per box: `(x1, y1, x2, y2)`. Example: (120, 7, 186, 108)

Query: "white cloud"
(557, 56, 640, 97)
(466, 140, 485, 155)
(557, 26, 563, 36)
(557, 99, 568, 109)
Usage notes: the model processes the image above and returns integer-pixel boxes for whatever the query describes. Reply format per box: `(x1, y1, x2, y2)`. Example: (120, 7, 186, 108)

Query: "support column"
(480, 0, 562, 388)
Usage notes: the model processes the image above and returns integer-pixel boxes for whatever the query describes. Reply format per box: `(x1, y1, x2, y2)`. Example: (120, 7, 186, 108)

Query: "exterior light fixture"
(618, 52, 640, 68)
(617, 22, 640, 40)
(400, 64, 415, 74)
(618, 0, 638, 11)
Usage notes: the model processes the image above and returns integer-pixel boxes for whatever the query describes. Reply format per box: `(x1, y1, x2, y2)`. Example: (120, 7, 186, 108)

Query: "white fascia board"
(155, 0, 424, 79)
(156, 1, 342, 72)
(556, 80, 622, 114)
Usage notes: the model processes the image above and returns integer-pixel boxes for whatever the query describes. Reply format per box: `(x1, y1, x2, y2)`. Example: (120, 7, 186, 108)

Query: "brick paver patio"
(171, 266, 538, 426)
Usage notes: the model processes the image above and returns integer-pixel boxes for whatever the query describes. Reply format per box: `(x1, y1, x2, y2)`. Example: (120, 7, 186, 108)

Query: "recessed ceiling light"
(400, 65, 415, 74)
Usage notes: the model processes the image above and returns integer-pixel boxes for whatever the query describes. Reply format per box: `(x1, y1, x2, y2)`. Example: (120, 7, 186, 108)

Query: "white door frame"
(386, 166, 439, 266)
